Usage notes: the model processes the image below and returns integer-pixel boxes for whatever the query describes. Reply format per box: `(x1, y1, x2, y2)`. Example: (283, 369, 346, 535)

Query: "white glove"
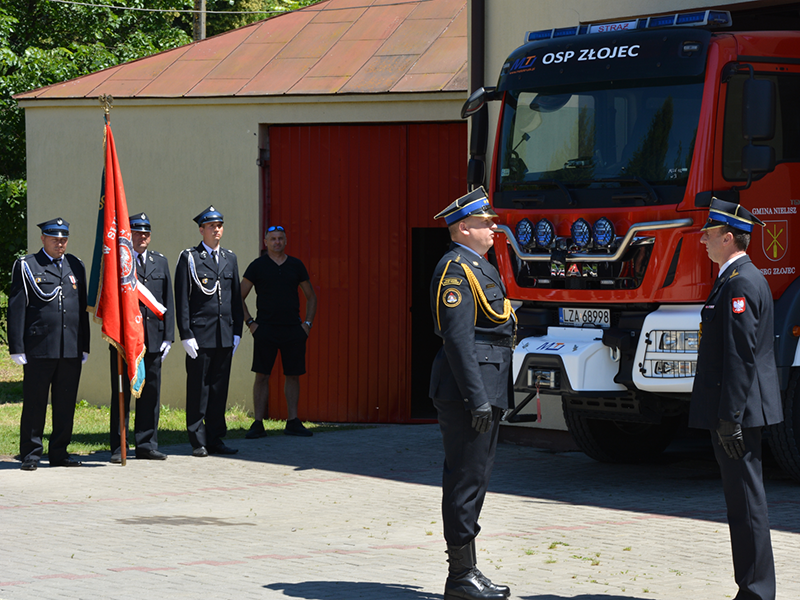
(182, 338, 199, 359)
(232, 335, 241, 356)
(11, 353, 27, 366)
(82, 352, 89, 364)
(160, 341, 171, 361)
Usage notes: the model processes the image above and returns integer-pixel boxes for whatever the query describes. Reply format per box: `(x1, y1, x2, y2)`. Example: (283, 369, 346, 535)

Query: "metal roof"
(16, 0, 466, 100)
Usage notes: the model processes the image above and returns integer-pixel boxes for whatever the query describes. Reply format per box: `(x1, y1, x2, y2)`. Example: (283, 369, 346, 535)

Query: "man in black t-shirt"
(242, 225, 317, 437)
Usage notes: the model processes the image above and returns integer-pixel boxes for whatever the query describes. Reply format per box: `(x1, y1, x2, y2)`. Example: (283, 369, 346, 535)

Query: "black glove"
(471, 402, 493, 434)
(717, 420, 746, 460)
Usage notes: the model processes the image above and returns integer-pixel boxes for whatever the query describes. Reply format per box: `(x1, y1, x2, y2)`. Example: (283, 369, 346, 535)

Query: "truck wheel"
(768, 368, 800, 483)
(562, 401, 678, 463)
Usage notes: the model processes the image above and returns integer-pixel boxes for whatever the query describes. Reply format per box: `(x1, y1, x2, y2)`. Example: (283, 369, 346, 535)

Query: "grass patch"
(0, 400, 335, 458)
(0, 344, 356, 458)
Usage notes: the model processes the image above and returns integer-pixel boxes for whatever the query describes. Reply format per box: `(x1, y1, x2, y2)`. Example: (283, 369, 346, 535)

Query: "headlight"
(515, 218, 533, 247)
(535, 219, 554, 248)
(659, 331, 699, 352)
(654, 360, 697, 377)
(571, 218, 592, 248)
(593, 217, 615, 247)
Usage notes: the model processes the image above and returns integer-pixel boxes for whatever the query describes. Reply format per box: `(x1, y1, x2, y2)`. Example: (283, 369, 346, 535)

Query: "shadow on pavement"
(264, 581, 440, 599)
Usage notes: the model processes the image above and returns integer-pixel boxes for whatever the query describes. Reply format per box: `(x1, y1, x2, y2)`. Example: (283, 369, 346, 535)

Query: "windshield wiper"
(597, 177, 659, 205)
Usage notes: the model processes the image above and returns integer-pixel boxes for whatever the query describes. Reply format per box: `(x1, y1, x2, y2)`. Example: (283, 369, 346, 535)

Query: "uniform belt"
(474, 333, 513, 347)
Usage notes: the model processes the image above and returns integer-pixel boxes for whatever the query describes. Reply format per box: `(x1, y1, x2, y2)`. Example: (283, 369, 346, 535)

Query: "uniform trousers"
(20, 357, 82, 463)
(186, 347, 232, 449)
(711, 427, 776, 600)
(434, 398, 502, 546)
(109, 347, 162, 453)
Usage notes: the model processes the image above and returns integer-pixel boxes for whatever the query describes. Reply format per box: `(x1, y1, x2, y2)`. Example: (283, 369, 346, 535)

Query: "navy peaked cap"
(37, 218, 70, 238)
(194, 205, 224, 226)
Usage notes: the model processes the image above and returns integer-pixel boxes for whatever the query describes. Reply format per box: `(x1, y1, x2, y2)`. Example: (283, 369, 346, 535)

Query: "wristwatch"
(304, 320, 312, 328)
(246, 318, 255, 326)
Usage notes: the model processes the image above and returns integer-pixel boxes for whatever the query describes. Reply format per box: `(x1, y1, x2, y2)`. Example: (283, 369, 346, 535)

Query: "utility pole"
(193, 0, 206, 41)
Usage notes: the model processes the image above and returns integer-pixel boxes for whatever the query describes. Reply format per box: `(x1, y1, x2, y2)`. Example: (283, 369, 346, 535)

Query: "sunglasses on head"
(267, 225, 285, 232)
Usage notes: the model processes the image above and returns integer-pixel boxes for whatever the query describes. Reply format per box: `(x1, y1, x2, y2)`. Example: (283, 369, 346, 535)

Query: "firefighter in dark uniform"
(429, 188, 514, 600)
(175, 206, 243, 457)
(690, 197, 783, 600)
(109, 212, 174, 462)
(9, 218, 90, 470)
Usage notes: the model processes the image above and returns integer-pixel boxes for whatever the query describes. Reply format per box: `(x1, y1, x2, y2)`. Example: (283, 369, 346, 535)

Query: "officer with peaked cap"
(108, 212, 174, 462)
(174, 206, 243, 456)
(691, 197, 783, 600)
(8, 218, 90, 470)
(429, 188, 514, 600)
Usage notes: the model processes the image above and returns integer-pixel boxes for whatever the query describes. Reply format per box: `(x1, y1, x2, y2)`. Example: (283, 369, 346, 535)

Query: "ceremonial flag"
(88, 121, 146, 397)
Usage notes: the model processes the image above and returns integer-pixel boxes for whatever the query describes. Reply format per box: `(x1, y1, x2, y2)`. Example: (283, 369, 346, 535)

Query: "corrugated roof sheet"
(16, 0, 466, 100)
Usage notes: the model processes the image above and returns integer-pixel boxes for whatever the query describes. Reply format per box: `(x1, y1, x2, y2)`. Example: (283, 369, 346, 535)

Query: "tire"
(562, 400, 679, 463)
(768, 368, 800, 483)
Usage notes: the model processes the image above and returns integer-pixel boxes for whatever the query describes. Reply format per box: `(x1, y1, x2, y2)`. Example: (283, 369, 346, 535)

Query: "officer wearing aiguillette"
(109, 212, 174, 463)
(9, 218, 90, 471)
(430, 188, 514, 600)
(175, 206, 243, 457)
(690, 198, 783, 600)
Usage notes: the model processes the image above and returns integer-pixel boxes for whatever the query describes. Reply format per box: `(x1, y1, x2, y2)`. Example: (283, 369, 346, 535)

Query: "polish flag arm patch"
(732, 297, 746, 314)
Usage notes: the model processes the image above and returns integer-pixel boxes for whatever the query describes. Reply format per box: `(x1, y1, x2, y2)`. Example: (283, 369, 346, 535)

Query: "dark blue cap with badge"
(701, 197, 765, 233)
(37, 217, 70, 238)
(193, 205, 224, 226)
(434, 187, 498, 226)
(129, 212, 151, 232)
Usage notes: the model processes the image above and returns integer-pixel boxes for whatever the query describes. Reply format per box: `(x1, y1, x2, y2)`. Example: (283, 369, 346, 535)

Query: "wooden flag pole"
(118, 351, 127, 466)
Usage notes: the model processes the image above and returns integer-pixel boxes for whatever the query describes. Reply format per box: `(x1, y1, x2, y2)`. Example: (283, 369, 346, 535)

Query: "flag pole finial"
(99, 94, 113, 123)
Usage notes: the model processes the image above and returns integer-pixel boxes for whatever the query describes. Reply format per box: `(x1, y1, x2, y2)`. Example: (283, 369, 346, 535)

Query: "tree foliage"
(0, 0, 323, 298)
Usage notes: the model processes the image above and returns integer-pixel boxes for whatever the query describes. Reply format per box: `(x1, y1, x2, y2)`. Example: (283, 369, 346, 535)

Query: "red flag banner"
(90, 123, 146, 397)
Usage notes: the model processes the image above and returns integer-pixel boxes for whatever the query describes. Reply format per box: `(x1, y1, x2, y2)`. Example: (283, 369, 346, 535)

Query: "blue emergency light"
(524, 9, 731, 43)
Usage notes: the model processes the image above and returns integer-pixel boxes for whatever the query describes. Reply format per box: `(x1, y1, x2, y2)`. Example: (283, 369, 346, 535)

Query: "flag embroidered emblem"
(732, 297, 746, 314)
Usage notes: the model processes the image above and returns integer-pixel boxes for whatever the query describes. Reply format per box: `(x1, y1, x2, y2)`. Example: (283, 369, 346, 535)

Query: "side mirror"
(741, 144, 775, 175)
(467, 158, 486, 189)
(461, 86, 495, 119)
(742, 78, 775, 142)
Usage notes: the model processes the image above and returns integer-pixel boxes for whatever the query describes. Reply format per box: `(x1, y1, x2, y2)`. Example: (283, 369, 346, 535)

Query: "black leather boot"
(470, 539, 510, 597)
(444, 544, 507, 600)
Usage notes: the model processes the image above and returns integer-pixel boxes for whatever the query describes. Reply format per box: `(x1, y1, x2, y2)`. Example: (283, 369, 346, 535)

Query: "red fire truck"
(462, 9, 800, 481)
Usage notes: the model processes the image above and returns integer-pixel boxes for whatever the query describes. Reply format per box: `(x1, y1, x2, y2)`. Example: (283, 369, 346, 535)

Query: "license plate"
(558, 307, 611, 327)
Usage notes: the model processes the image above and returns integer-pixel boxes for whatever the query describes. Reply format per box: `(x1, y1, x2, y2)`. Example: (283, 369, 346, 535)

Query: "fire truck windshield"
(496, 79, 704, 207)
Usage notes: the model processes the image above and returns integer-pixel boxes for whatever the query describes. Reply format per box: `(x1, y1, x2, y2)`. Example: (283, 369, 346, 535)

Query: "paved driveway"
(1, 424, 798, 599)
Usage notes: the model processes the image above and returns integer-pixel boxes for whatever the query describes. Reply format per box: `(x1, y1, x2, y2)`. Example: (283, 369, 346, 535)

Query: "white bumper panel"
(513, 327, 627, 392)
(631, 304, 703, 393)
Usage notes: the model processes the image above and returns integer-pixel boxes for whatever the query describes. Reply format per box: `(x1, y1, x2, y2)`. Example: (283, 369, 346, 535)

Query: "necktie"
(54, 258, 62, 271)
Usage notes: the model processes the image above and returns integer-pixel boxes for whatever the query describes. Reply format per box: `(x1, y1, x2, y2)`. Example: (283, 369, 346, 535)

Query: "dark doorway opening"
(410, 227, 452, 419)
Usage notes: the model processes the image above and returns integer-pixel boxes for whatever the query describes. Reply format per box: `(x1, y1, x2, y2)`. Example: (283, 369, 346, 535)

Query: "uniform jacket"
(174, 244, 243, 348)
(138, 250, 174, 351)
(690, 255, 783, 429)
(8, 250, 90, 359)
(429, 243, 514, 410)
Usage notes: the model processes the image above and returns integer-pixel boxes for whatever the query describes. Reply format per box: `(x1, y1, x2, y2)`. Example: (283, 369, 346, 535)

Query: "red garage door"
(264, 122, 466, 423)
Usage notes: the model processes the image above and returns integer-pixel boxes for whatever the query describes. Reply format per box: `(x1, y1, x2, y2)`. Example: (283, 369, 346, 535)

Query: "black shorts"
(252, 324, 307, 376)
